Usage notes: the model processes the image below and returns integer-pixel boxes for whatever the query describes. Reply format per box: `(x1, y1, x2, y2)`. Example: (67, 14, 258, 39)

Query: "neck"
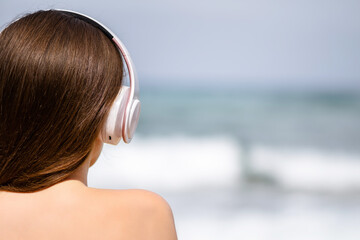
(63, 136, 103, 186)
(64, 158, 91, 186)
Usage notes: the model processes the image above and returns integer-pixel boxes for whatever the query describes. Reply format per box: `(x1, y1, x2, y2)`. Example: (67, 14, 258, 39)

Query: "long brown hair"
(0, 10, 123, 192)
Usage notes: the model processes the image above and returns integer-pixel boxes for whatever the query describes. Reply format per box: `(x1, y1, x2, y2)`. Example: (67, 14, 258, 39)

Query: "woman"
(0, 9, 177, 239)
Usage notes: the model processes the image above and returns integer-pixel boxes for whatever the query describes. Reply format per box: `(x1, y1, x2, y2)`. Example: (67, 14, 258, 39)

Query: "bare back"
(0, 181, 177, 240)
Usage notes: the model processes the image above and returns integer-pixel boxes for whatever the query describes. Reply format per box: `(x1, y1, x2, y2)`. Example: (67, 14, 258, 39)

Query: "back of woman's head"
(0, 10, 123, 192)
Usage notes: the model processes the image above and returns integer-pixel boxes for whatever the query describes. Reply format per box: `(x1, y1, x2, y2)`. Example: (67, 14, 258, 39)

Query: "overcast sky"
(1, 0, 359, 89)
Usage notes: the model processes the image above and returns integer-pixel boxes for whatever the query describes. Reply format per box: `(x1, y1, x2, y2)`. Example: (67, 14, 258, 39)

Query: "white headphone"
(57, 9, 141, 145)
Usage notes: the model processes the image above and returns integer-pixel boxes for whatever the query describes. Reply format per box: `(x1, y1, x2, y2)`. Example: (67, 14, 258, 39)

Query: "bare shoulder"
(85, 188, 177, 240)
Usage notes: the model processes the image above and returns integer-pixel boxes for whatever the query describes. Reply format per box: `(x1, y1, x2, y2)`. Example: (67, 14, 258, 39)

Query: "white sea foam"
(250, 146, 360, 191)
(88, 135, 360, 192)
(88, 135, 241, 191)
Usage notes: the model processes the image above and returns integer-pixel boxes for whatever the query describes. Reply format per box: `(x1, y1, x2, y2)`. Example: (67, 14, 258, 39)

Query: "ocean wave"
(88, 135, 360, 192)
(250, 146, 360, 192)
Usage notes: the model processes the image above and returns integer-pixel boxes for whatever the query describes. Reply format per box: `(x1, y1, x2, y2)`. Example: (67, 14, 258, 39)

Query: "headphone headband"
(57, 9, 139, 100)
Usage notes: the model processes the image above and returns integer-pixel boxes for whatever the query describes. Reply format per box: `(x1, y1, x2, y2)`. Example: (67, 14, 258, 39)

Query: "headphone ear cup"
(101, 86, 130, 145)
(123, 99, 141, 143)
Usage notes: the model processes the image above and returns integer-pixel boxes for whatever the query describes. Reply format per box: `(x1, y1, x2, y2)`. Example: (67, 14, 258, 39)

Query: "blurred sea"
(89, 86, 360, 240)
(139, 87, 360, 153)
